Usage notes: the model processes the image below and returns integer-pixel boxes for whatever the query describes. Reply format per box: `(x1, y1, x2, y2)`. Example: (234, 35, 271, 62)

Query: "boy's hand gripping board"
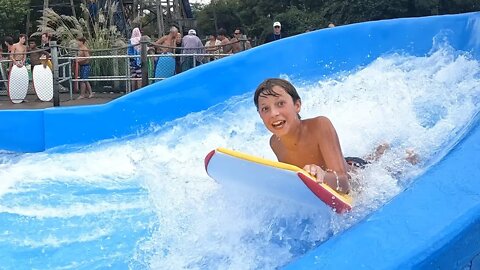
(204, 148, 352, 213)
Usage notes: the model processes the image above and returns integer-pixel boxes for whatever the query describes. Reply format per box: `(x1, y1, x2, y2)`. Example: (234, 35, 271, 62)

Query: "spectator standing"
(3, 36, 14, 70)
(264, 21, 283, 44)
(28, 40, 41, 73)
(231, 28, 251, 53)
(3, 36, 13, 54)
(40, 33, 51, 54)
(88, 0, 98, 21)
(76, 37, 93, 99)
(128, 27, 142, 90)
(155, 26, 178, 53)
(10, 34, 27, 68)
(204, 34, 221, 61)
(217, 28, 231, 56)
(174, 32, 183, 74)
(181, 29, 204, 72)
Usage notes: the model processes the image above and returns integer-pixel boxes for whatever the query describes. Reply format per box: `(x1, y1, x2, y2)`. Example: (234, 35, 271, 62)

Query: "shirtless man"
(231, 28, 251, 53)
(3, 36, 13, 54)
(155, 26, 178, 53)
(2, 36, 13, 62)
(217, 28, 232, 56)
(10, 34, 27, 67)
(76, 37, 93, 99)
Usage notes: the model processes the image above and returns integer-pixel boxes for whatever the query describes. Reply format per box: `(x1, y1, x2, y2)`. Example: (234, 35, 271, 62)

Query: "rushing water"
(0, 44, 479, 269)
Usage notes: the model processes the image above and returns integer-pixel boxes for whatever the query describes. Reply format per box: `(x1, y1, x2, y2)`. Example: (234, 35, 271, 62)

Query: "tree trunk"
(70, 0, 77, 18)
(43, 0, 49, 16)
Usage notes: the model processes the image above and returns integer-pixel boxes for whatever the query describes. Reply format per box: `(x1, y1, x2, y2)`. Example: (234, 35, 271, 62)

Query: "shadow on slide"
(0, 12, 479, 269)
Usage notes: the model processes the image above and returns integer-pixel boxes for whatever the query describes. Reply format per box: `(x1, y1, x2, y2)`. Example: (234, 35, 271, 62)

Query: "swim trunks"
(79, 64, 91, 79)
(345, 157, 369, 169)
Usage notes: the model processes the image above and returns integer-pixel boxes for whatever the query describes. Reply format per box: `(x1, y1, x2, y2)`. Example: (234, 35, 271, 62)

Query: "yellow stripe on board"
(216, 147, 353, 205)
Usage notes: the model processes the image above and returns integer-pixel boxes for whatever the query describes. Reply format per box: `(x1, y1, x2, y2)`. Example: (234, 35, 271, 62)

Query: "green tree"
(194, 0, 480, 45)
(0, 0, 30, 37)
(196, 0, 242, 37)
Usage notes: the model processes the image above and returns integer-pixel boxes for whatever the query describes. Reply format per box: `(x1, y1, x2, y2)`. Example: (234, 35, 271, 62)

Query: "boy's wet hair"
(254, 78, 301, 109)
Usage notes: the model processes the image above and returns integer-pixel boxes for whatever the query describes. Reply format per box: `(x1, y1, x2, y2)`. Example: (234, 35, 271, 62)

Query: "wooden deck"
(0, 92, 124, 110)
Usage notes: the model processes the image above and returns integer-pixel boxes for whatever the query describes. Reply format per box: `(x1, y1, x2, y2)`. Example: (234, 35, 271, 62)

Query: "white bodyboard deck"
(205, 148, 352, 213)
(8, 65, 29, 104)
(32, 65, 53, 101)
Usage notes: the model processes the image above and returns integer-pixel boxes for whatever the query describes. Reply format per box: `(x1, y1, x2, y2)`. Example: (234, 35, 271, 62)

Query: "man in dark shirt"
(264, 21, 283, 44)
(40, 33, 51, 54)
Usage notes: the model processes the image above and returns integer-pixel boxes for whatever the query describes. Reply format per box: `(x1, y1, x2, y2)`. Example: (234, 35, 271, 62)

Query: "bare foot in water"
(405, 148, 419, 165)
(365, 143, 390, 161)
(366, 143, 419, 165)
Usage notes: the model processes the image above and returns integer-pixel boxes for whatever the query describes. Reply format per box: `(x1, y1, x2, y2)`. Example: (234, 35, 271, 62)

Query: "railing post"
(50, 41, 60, 107)
(113, 48, 120, 90)
(140, 36, 148, 87)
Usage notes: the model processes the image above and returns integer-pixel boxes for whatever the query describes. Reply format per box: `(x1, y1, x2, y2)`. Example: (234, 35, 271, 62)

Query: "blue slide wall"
(1, 12, 479, 268)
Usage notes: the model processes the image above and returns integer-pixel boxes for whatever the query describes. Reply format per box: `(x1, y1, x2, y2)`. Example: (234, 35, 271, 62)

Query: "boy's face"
(257, 86, 301, 137)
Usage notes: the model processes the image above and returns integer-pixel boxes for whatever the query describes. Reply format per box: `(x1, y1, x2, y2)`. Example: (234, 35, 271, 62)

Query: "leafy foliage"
(194, 0, 480, 43)
(0, 0, 30, 37)
(33, 2, 127, 78)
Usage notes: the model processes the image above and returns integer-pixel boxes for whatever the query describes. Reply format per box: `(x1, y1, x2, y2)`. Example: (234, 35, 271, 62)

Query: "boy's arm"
(315, 116, 350, 193)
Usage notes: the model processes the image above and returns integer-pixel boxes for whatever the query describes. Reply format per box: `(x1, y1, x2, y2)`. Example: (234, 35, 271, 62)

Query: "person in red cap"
(264, 21, 283, 44)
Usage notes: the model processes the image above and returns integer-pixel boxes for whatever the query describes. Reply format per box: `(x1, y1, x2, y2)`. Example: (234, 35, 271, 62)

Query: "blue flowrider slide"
(0, 13, 479, 269)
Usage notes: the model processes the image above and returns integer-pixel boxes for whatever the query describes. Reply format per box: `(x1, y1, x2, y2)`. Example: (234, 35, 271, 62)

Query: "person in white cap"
(264, 21, 283, 44)
(181, 29, 205, 72)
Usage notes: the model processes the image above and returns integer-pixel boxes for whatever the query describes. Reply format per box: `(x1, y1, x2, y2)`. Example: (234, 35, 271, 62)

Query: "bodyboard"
(154, 53, 175, 81)
(205, 148, 352, 213)
(8, 65, 29, 104)
(32, 64, 53, 101)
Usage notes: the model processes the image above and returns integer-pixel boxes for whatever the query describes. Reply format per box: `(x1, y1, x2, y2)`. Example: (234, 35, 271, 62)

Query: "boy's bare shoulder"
(304, 116, 331, 125)
(269, 134, 281, 154)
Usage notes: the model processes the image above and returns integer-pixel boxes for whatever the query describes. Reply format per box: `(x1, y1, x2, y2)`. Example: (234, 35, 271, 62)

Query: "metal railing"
(1, 37, 248, 106)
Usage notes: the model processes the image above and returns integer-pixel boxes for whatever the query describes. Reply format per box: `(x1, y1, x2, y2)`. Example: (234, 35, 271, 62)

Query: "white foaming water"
(0, 45, 479, 269)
